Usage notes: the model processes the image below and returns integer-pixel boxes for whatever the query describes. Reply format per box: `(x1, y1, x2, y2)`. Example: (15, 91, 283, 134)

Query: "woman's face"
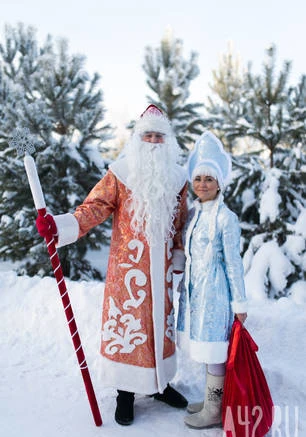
(192, 175, 219, 202)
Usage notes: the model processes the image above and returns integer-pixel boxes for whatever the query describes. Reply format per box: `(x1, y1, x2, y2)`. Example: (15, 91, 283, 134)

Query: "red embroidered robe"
(71, 161, 187, 394)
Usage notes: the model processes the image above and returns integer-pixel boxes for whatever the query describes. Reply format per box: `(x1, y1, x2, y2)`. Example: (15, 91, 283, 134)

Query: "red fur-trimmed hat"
(134, 104, 172, 136)
(140, 104, 163, 117)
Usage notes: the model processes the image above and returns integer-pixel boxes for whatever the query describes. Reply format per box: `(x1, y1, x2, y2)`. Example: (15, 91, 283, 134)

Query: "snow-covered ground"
(1, 261, 305, 437)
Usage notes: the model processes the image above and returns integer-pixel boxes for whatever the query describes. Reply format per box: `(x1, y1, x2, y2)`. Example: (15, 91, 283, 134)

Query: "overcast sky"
(1, 0, 305, 142)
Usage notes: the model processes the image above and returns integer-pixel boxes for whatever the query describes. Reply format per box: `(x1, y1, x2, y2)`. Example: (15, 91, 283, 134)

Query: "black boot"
(153, 384, 188, 408)
(115, 390, 135, 426)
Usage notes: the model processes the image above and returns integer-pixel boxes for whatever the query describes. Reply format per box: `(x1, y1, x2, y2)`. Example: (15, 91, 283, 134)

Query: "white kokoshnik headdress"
(187, 131, 232, 191)
(187, 131, 233, 269)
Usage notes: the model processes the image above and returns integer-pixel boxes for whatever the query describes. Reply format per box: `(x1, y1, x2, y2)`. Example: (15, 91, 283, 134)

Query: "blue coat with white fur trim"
(177, 197, 247, 364)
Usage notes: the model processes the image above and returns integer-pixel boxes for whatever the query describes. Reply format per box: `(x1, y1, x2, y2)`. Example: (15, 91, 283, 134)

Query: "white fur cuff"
(231, 299, 248, 314)
(54, 213, 79, 248)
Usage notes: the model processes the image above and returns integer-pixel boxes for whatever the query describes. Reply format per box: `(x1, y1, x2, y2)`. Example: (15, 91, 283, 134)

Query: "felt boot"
(186, 366, 207, 413)
(115, 390, 135, 426)
(187, 400, 204, 414)
(184, 373, 224, 429)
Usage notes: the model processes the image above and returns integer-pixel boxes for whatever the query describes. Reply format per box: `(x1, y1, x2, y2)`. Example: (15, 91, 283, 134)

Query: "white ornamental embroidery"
(123, 269, 147, 310)
(165, 308, 175, 342)
(119, 238, 147, 310)
(102, 297, 147, 355)
(128, 239, 144, 263)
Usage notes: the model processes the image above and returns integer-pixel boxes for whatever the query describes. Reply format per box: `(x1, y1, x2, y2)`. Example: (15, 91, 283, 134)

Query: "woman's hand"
(235, 313, 247, 324)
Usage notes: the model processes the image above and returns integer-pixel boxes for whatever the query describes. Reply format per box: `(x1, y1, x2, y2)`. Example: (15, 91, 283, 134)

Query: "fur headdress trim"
(134, 105, 173, 137)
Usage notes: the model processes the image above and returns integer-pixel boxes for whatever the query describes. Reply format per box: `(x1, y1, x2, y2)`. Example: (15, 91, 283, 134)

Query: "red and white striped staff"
(11, 128, 102, 426)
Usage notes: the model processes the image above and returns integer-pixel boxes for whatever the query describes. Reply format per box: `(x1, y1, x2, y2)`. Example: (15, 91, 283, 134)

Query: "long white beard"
(125, 135, 181, 246)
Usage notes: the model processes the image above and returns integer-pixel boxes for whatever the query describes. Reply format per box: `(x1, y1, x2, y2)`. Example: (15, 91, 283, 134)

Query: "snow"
(241, 188, 256, 213)
(290, 281, 306, 305)
(84, 143, 106, 173)
(259, 169, 282, 224)
(1, 261, 305, 437)
(244, 240, 294, 300)
(293, 209, 306, 238)
(283, 235, 305, 266)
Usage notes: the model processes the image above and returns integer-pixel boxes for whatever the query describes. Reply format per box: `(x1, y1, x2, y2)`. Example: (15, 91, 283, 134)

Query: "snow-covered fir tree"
(287, 74, 306, 146)
(204, 42, 246, 152)
(202, 43, 306, 298)
(0, 23, 113, 279)
(142, 28, 205, 152)
(242, 45, 292, 167)
(204, 44, 306, 166)
(225, 147, 306, 299)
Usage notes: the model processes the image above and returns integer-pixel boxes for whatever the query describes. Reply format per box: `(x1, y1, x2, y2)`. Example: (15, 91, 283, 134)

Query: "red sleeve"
(74, 170, 118, 238)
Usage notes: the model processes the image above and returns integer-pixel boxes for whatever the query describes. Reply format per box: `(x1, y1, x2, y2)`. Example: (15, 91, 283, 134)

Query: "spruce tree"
(225, 147, 305, 299)
(205, 45, 294, 165)
(143, 29, 205, 152)
(0, 23, 113, 279)
(243, 45, 292, 167)
(203, 43, 306, 298)
(204, 42, 246, 152)
(287, 74, 306, 147)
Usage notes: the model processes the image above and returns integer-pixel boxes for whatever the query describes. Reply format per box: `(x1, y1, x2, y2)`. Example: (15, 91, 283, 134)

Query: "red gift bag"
(222, 319, 274, 437)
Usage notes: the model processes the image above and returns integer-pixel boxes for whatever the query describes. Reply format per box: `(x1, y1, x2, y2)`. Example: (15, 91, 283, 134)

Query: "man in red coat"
(37, 105, 188, 425)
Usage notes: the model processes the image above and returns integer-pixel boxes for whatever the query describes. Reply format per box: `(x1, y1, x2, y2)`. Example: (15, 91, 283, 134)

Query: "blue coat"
(177, 197, 248, 364)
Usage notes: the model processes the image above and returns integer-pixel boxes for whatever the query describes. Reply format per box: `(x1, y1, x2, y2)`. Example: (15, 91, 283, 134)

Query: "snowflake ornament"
(9, 127, 36, 157)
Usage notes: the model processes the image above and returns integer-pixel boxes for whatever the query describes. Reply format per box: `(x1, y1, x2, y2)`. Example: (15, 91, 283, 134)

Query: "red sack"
(222, 319, 274, 437)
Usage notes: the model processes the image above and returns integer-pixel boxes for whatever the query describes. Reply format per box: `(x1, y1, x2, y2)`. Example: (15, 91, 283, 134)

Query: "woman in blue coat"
(177, 131, 248, 429)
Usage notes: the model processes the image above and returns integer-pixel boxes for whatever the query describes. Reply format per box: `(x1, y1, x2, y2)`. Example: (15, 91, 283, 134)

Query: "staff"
(10, 128, 102, 426)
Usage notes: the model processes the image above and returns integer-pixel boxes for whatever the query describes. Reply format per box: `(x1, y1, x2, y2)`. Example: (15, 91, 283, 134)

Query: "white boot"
(186, 365, 207, 413)
(184, 373, 224, 429)
(187, 400, 203, 414)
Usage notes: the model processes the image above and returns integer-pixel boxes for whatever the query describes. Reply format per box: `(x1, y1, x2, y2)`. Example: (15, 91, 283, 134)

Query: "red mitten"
(36, 214, 58, 239)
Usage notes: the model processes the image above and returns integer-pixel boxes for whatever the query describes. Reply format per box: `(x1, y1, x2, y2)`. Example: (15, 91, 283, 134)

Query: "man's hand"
(36, 214, 58, 239)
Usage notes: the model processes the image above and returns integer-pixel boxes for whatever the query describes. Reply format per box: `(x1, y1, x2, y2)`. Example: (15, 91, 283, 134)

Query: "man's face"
(141, 131, 165, 144)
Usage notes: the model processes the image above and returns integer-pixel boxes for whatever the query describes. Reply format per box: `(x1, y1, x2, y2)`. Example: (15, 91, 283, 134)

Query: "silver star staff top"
(10, 127, 46, 210)
(9, 127, 36, 157)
